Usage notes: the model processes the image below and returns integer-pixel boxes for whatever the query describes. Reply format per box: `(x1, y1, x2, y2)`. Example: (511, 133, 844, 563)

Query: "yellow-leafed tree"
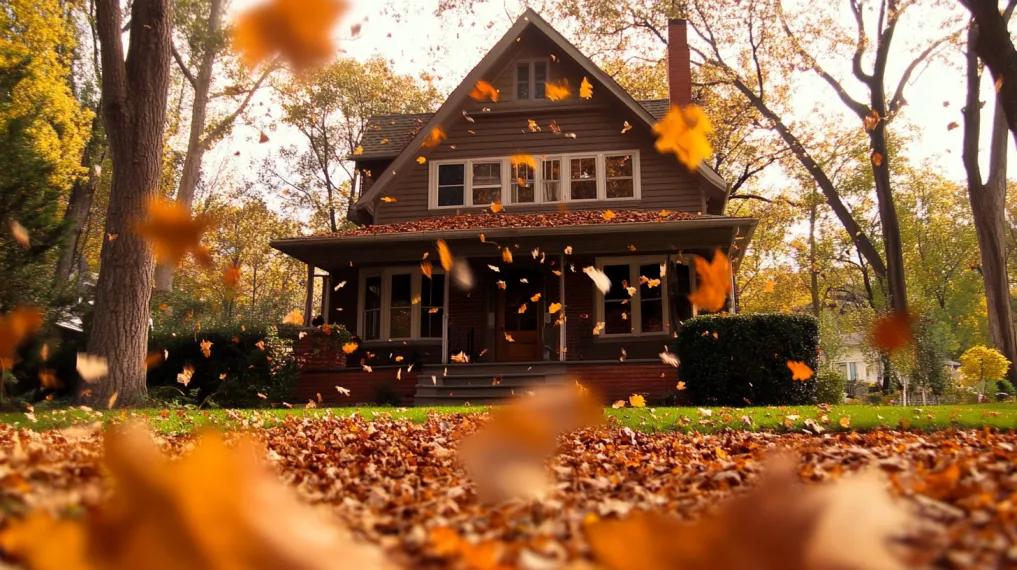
(959, 345, 1011, 397)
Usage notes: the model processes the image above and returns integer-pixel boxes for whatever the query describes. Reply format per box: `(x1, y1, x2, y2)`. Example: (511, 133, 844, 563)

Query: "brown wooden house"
(271, 10, 756, 405)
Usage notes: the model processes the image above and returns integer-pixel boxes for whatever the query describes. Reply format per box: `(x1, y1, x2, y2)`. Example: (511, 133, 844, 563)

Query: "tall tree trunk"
(868, 121, 909, 313)
(808, 193, 820, 316)
(84, 0, 173, 406)
(962, 0, 1017, 143)
(154, 0, 224, 292)
(962, 23, 1017, 385)
(54, 115, 106, 285)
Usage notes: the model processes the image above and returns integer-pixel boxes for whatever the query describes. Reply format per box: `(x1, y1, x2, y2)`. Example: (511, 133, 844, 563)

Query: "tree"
(959, 344, 1011, 398)
(959, 0, 1017, 142)
(960, 6, 1017, 386)
(153, 0, 277, 292)
(0, 0, 94, 309)
(271, 57, 441, 232)
(85, 0, 174, 405)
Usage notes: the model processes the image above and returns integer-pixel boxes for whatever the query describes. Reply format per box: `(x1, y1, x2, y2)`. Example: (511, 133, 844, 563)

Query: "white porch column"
(559, 254, 566, 361)
(441, 268, 450, 364)
(303, 263, 314, 327)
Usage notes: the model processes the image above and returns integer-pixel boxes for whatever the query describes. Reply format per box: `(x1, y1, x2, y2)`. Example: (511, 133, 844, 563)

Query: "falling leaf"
(9, 220, 29, 248)
(593, 322, 605, 335)
(282, 309, 304, 326)
(503, 332, 515, 343)
(451, 351, 469, 363)
(231, 0, 348, 71)
(786, 360, 814, 381)
(653, 104, 714, 171)
(380, 196, 398, 203)
(259, 131, 270, 143)
(135, 197, 213, 268)
(676, 381, 687, 391)
(469, 80, 499, 102)
(510, 154, 537, 169)
(946, 121, 959, 131)
(611, 400, 626, 409)
(527, 119, 541, 132)
(452, 260, 474, 290)
(421, 127, 446, 149)
(517, 304, 527, 314)
(501, 247, 513, 263)
(871, 311, 913, 353)
(416, 156, 426, 165)
(420, 260, 433, 279)
(659, 352, 679, 368)
(564, 245, 573, 255)
(530, 293, 542, 303)
(0, 307, 43, 369)
(621, 121, 633, 134)
(839, 415, 851, 429)
(76, 353, 108, 383)
(995, 76, 1004, 92)
(579, 76, 593, 99)
(583, 266, 611, 294)
(200, 339, 213, 359)
(629, 394, 646, 408)
(545, 79, 571, 101)
(490, 201, 503, 214)
(436, 240, 453, 271)
(871, 151, 883, 167)
(688, 250, 731, 313)
(335, 386, 351, 396)
(548, 302, 562, 314)
(602, 210, 616, 221)
(177, 363, 195, 387)
(353, 145, 364, 155)
(342, 342, 359, 354)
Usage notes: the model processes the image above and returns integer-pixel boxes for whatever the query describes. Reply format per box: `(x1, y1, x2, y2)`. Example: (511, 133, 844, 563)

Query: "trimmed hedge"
(675, 313, 819, 406)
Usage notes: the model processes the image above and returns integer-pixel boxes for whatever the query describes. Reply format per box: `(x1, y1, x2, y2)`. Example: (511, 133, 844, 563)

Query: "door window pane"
(570, 157, 597, 200)
(472, 161, 502, 205)
(420, 273, 444, 338)
(363, 276, 381, 340)
(606, 154, 634, 198)
(516, 63, 529, 99)
(389, 273, 412, 338)
(603, 264, 631, 334)
(512, 162, 535, 203)
(542, 158, 560, 202)
(639, 263, 663, 333)
(437, 163, 465, 206)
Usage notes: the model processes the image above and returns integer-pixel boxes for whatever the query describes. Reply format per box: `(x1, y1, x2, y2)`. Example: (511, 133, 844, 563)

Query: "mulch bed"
(0, 414, 1014, 569)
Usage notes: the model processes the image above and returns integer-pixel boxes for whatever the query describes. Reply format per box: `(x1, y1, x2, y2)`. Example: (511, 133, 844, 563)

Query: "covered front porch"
(272, 211, 757, 403)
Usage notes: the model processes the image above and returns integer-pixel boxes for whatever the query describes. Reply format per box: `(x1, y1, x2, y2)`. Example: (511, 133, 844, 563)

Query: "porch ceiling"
(271, 216, 756, 271)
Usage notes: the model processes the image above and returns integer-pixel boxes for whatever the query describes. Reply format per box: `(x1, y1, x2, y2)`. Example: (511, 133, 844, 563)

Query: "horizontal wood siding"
(293, 368, 417, 406)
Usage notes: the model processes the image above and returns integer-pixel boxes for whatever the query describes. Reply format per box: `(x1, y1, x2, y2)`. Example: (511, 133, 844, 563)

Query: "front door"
(496, 268, 543, 362)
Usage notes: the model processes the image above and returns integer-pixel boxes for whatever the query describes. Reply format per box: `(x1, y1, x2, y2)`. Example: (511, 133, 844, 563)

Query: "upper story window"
(429, 151, 640, 209)
(359, 267, 445, 341)
(516, 60, 548, 100)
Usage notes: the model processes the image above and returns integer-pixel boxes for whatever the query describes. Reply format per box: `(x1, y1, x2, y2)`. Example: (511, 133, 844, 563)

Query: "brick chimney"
(668, 18, 692, 107)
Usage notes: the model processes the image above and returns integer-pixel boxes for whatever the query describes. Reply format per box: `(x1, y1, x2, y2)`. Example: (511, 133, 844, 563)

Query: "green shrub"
(815, 369, 846, 404)
(147, 324, 297, 408)
(995, 379, 1016, 401)
(675, 313, 819, 406)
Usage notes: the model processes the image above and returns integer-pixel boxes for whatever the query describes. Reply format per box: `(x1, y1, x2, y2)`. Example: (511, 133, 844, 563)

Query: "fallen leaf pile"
(0, 416, 1013, 569)
(324, 209, 699, 238)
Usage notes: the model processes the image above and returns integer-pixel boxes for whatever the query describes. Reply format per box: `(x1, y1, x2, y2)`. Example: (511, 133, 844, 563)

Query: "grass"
(0, 403, 1014, 435)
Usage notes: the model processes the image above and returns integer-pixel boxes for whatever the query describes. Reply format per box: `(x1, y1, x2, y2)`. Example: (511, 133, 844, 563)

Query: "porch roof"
(270, 210, 756, 270)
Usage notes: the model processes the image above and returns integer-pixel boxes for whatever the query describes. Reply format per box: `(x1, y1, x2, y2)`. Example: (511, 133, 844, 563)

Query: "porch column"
(559, 254, 566, 361)
(441, 267, 450, 364)
(303, 263, 314, 327)
(322, 272, 331, 324)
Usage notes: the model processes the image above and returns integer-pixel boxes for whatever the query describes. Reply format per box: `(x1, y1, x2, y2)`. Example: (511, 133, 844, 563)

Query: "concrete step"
(413, 363, 568, 405)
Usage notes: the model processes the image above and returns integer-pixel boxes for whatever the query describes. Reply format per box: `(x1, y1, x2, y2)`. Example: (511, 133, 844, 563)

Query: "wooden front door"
(496, 269, 543, 362)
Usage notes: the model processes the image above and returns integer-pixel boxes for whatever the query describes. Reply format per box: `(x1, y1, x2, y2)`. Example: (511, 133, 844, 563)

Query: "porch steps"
(413, 362, 568, 405)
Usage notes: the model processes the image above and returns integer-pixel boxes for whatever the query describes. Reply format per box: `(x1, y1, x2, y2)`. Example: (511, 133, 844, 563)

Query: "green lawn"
(0, 403, 1013, 434)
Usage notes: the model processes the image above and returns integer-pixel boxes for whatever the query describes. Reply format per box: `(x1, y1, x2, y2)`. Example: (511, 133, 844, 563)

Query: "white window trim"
(515, 58, 549, 100)
(428, 150, 641, 210)
(357, 266, 445, 342)
(593, 255, 670, 337)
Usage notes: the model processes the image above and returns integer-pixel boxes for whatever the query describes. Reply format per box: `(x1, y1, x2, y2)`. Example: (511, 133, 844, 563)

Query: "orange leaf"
(548, 302, 562, 314)
(863, 110, 879, 131)
(200, 339, 213, 359)
(232, 0, 348, 71)
(420, 260, 433, 279)
(490, 201, 504, 214)
(469, 80, 499, 102)
(653, 104, 714, 171)
(501, 247, 513, 263)
(601, 210, 616, 221)
(135, 197, 213, 268)
(871, 311, 913, 353)
(436, 239, 453, 271)
(341, 342, 359, 354)
(421, 127, 446, 149)
(510, 154, 537, 169)
(786, 360, 814, 381)
(380, 196, 397, 203)
(871, 151, 883, 167)
(579, 76, 593, 99)
(545, 79, 571, 101)
(628, 394, 646, 408)
(687, 250, 731, 313)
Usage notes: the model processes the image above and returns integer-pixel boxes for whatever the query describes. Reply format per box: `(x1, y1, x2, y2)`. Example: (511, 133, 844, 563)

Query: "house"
(832, 334, 883, 395)
(271, 9, 757, 405)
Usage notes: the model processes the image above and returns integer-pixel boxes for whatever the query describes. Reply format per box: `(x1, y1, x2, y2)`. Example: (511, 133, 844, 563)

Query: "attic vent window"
(516, 60, 547, 100)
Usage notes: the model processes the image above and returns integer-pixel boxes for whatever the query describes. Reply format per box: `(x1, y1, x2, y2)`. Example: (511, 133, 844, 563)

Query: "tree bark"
(962, 0, 1017, 143)
(962, 22, 1017, 385)
(54, 114, 106, 285)
(808, 193, 820, 317)
(84, 0, 173, 406)
(154, 0, 224, 292)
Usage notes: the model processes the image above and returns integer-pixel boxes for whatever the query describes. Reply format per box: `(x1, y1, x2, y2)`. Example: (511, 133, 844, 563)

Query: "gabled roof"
(351, 9, 729, 220)
(355, 99, 673, 159)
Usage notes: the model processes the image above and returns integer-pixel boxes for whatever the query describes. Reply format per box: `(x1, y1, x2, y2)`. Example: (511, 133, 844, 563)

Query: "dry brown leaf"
(135, 197, 213, 268)
(688, 250, 731, 313)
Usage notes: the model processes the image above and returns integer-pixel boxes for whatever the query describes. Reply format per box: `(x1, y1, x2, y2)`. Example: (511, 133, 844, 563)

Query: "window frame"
(515, 58, 549, 100)
(428, 150, 640, 210)
(593, 255, 671, 337)
(357, 266, 445, 342)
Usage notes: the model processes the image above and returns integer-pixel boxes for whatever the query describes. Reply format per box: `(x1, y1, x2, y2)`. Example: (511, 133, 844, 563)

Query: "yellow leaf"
(530, 293, 542, 302)
(436, 239, 453, 271)
(839, 415, 851, 429)
(353, 145, 364, 155)
(0, 511, 94, 570)
(416, 155, 426, 164)
(231, 0, 347, 71)
(380, 196, 397, 203)
(342, 342, 359, 354)
(786, 360, 814, 381)
(548, 302, 562, 314)
(501, 247, 513, 263)
(652, 104, 714, 171)
(687, 249, 731, 313)
(490, 201, 503, 214)
(9, 220, 29, 248)
(579, 76, 593, 99)
(421, 127, 446, 149)
(602, 210, 616, 221)
(469, 80, 500, 102)
(200, 339, 213, 359)
(676, 381, 687, 391)
(545, 78, 571, 101)
(75, 353, 108, 384)
(282, 309, 304, 325)
(510, 154, 537, 169)
(628, 394, 646, 408)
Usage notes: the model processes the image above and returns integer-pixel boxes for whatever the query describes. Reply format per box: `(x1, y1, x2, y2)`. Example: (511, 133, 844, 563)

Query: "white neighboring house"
(832, 333, 883, 386)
